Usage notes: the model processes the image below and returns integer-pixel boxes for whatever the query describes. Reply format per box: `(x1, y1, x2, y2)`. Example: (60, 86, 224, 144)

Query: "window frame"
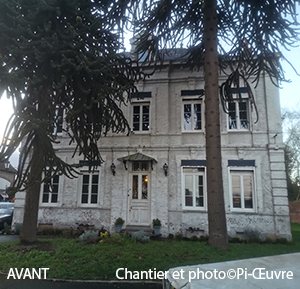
(40, 174, 62, 207)
(226, 95, 250, 131)
(182, 97, 204, 132)
(181, 166, 207, 211)
(78, 170, 101, 207)
(228, 167, 256, 212)
(131, 100, 151, 133)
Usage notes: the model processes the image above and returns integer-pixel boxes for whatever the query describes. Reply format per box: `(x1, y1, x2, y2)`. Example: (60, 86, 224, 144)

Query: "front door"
(128, 161, 150, 225)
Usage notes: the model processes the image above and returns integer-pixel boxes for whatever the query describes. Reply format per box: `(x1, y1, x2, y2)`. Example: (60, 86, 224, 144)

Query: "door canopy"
(117, 153, 157, 170)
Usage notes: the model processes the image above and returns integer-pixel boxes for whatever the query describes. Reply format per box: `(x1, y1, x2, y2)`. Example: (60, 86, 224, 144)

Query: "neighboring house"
(0, 161, 17, 201)
(13, 49, 292, 240)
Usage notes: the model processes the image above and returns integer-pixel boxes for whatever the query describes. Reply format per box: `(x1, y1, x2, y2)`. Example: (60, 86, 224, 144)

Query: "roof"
(117, 152, 157, 163)
(0, 162, 18, 174)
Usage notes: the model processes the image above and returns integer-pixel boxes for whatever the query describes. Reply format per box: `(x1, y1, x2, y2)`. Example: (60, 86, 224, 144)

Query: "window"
(183, 101, 202, 131)
(132, 103, 150, 132)
(51, 107, 64, 135)
(182, 167, 206, 210)
(228, 100, 249, 130)
(41, 175, 60, 204)
(131, 162, 150, 200)
(230, 170, 255, 211)
(80, 173, 99, 204)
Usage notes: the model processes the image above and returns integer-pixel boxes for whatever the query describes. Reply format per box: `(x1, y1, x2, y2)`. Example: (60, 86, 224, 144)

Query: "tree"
(0, 0, 144, 244)
(282, 106, 300, 201)
(132, 0, 300, 250)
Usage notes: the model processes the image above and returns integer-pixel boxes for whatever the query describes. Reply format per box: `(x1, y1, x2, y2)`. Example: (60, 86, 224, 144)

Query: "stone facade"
(13, 56, 292, 240)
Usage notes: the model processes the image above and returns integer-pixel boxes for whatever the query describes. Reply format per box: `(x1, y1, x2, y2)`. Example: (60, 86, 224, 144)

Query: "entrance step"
(125, 225, 153, 236)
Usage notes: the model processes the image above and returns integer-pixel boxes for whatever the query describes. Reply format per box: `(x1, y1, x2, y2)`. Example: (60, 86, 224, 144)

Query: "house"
(0, 160, 17, 201)
(12, 49, 292, 240)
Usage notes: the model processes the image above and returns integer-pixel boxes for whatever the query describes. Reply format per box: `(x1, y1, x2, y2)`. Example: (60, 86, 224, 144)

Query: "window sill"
(182, 130, 205, 134)
(227, 129, 250, 133)
(229, 209, 257, 214)
(40, 203, 60, 207)
(182, 207, 207, 212)
(77, 204, 100, 208)
(131, 131, 151, 135)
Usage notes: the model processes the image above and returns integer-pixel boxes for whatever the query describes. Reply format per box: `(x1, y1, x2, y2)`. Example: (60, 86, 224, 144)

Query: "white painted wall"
(13, 59, 291, 240)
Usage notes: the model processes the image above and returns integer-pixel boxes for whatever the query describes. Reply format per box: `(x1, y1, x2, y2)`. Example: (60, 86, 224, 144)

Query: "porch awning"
(117, 153, 157, 170)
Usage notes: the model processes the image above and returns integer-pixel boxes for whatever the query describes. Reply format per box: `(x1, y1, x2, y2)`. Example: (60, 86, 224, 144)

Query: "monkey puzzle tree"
(132, 0, 299, 250)
(0, 0, 143, 244)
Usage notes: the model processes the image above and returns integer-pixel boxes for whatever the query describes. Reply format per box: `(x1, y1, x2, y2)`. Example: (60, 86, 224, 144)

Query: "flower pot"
(153, 226, 161, 235)
(115, 224, 123, 233)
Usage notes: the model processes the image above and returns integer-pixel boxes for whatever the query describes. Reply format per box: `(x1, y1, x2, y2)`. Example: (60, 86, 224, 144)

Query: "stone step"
(125, 225, 153, 236)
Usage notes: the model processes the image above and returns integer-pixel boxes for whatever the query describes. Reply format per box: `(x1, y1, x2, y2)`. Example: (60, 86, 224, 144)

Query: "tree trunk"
(203, 0, 228, 250)
(20, 143, 44, 244)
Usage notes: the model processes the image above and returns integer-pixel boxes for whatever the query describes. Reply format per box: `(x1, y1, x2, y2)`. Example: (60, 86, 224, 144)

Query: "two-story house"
(12, 49, 292, 240)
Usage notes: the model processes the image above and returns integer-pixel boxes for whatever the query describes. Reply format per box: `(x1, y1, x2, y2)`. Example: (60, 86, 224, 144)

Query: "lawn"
(0, 224, 300, 281)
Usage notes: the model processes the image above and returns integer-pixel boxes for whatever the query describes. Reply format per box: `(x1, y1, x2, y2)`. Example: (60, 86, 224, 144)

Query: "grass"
(0, 224, 300, 281)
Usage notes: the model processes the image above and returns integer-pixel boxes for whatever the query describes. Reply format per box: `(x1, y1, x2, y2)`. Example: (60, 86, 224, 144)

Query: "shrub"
(168, 233, 174, 240)
(131, 230, 150, 244)
(14, 223, 22, 235)
(79, 230, 99, 243)
(190, 235, 199, 242)
(199, 235, 209, 242)
(115, 218, 124, 225)
(230, 237, 241, 243)
(152, 218, 161, 226)
(265, 237, 274, 244)
(276, 238, 288, 244)
(175, 232, 183, 241)
(245, 229, 261, 243)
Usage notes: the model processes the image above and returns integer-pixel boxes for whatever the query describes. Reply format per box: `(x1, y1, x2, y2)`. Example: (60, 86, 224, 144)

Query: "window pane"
(183, 104, 192, 130)
(243, 175, 253, 208)
(142, 175, 148, 199)
(92, 175, 99, 184)
(194, 104, 201, 130)
(133, 106, 140, 131)
(185, 175, 193, 206)
(53, 184, 59, 193)
(57, 108, 63, 133)
(132, 175, 138, 199)
(53, 175, 59, 184)
(81, 194, 88, 204)
(239, 102, 248, 129)
(141, 162, 149, 171)
(132, 162, 140, 171)
(83, 175, 89, 184)
(232, 175, 241, 208)
(51, 193, 58, 203)
(133, 106, 140, 113)
(228, 102, 237, 129)
(43, 183, 50, 193)
(91, 194, 97, 204)
(196, 176, 204, 207)
(143, 105, 149, 114)
(82, 184, 89, 195)
(142, 105, 149, 131)
(42, 193, 49, 203)
(91, 184, 98, 194)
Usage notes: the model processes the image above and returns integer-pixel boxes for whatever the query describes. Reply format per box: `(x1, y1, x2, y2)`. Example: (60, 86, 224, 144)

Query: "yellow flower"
(100, 231, 109, 239)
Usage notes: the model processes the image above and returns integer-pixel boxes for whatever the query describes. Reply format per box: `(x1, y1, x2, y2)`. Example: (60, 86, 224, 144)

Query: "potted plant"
(115, 217, 124, 233)
(152, 218, 161, 235)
